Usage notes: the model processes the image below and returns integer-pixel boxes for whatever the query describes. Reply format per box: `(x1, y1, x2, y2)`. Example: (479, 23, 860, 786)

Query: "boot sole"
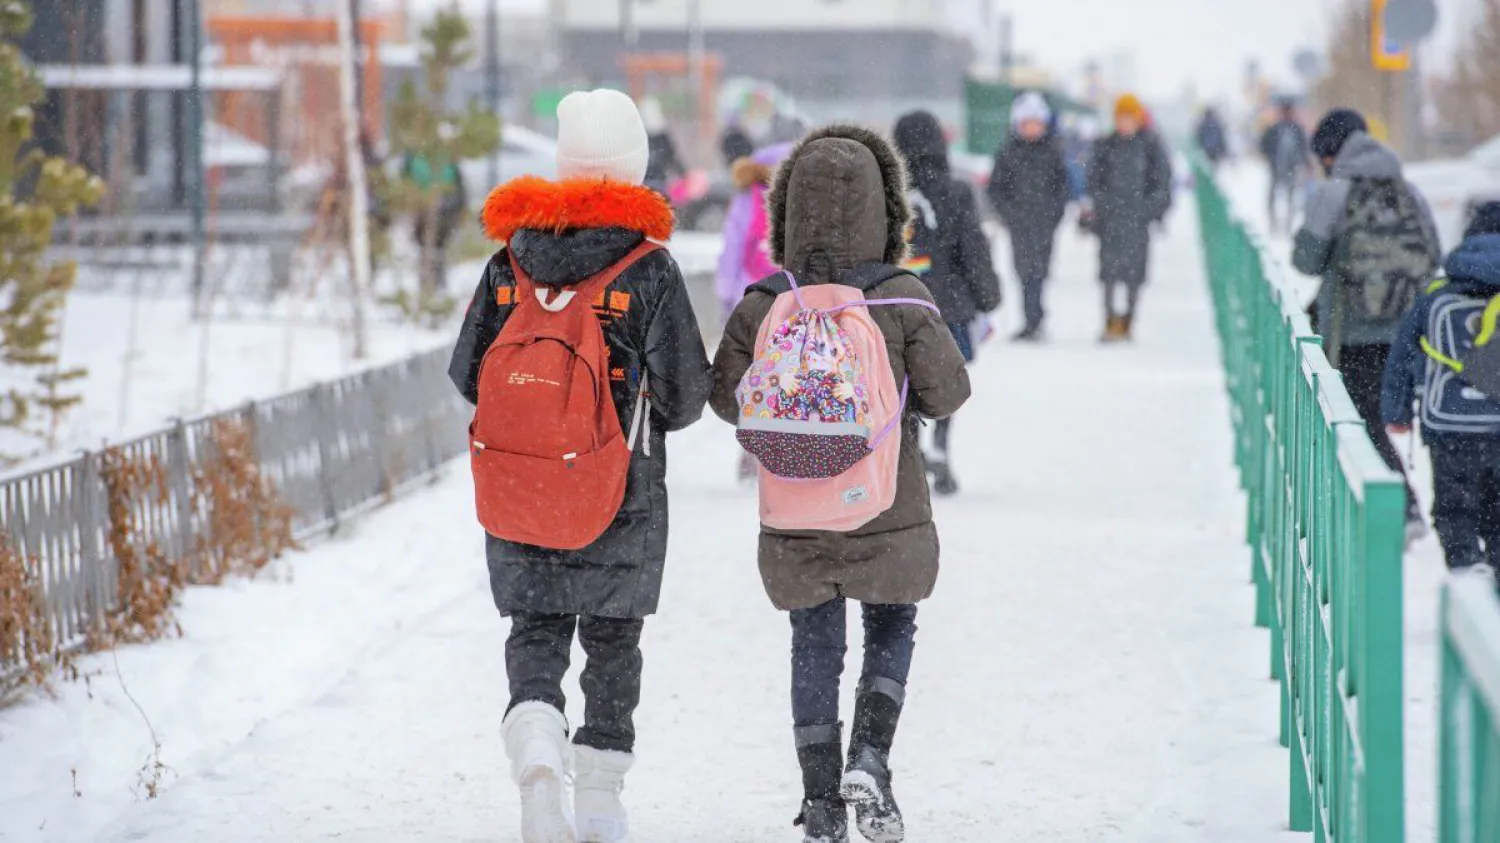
(519, 767, 576, 843)
(840, 771, 905, 843)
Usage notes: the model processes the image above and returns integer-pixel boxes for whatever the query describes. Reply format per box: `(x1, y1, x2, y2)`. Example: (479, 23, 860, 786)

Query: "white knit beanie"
(555, 89, 650, 185)
(1010, 91, 1052, 128)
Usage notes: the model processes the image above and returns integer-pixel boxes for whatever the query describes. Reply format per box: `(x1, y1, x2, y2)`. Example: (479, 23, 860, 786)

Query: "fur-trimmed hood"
(767, 124, 911, 283)
(732, 158, 773, 191)
(482, 175, 676, 243)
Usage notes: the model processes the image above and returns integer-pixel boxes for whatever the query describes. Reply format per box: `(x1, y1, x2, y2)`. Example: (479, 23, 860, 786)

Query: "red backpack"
(469, 241, 660, 550)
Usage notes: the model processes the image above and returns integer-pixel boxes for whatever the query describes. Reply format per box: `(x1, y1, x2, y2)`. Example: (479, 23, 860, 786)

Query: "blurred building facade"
(552, 0, 972, 127)
(26, 0, 200, 210)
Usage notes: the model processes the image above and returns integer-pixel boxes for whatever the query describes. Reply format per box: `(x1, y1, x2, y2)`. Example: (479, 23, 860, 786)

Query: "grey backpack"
(1337, 178, 1434, 328)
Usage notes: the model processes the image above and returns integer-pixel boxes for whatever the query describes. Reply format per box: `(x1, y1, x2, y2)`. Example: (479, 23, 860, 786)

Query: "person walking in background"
(1260, 99, 1309, 234)
(1061, 115, 1098, 203)
(716, 140, 793, 483)
(895, 110, 1002, 495)
(1084, 94, 1173, 343)
(403, 150, 468, 294)
(1292, 108, 1440, 540)
(1195, 106, 1230, 171)
(449, 89, 712, 843)
(721, 123, 756, 168)
(1383, 202, 1500, 575)
(987, 92, 1071, 342)
(716, 142, 793, 324)
(710, 123, 971, 843)
(640, 97, 686, 198)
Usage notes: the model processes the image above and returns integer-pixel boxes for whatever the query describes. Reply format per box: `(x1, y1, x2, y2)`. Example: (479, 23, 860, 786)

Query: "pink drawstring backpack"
(735, 270, 939, 532)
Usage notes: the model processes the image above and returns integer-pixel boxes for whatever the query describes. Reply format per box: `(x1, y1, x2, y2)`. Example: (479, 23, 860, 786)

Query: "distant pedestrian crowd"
(446, 85, 1428, 843)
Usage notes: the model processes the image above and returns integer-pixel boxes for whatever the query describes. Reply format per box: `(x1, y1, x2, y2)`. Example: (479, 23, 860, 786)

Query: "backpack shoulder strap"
(576, 241, 663, 298)
(1478, 294, 1500, 348)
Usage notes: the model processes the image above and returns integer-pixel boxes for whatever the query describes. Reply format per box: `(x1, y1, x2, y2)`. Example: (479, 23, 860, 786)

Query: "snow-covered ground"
(1220, 161, 1448, 842)
(1, 203, 1315, 841)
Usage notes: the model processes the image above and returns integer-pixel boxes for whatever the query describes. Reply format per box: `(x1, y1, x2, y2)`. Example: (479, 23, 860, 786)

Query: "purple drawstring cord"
(778, 270, 937, 450)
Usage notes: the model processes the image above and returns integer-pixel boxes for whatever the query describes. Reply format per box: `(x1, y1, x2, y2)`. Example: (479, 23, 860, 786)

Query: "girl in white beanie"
(986, 91, 1072, 341)
(450, 88, 712, 843)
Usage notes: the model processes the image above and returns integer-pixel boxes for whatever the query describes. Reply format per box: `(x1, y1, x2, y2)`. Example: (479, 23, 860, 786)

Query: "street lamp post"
(336, 0, 372, 360)
(688, 0, 705, 149)
(486, 0, 501, 189)
(620, 0, 638, 51)
(187, 0, 206, 314)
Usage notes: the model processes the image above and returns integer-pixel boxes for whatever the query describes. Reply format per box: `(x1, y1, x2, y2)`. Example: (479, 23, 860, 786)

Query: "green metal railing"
(1440, 577, 1500, 842)
(1194, 163, 1408, 842)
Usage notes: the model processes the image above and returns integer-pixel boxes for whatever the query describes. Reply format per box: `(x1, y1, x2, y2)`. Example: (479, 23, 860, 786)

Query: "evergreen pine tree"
(0, 2, 104, 459)
(385, 4, 500, 323)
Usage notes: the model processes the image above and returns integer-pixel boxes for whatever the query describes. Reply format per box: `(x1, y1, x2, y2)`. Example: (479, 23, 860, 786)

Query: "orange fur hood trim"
(482, 176, 676, 243)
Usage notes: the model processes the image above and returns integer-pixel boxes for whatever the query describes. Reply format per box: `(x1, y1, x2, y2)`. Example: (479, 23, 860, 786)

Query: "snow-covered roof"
(36, 64, 284, 92)
(204, 122, 272, 168)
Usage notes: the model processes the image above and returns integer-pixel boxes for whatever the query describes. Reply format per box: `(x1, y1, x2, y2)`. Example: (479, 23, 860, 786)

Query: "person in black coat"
(1085, 93, 1174, 342)
(449, 89, 712, 843)
(1196, 107, 1230, 169)
(640, 98, 686, 197)
(987, 91, 1071, 341)
(893, 110, 1002, 495)
(1260, 99, 1310, 234)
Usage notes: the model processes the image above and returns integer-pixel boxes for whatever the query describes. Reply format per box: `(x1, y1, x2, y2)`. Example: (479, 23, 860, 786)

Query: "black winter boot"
(841, 678, 906, 842)
(794, 723, 848, 843)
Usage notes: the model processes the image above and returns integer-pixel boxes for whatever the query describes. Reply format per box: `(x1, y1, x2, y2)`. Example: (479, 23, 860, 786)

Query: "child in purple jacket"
(716, 142, 793, 322)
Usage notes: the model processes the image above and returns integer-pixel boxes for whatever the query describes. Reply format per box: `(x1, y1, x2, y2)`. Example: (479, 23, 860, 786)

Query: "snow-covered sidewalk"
(3, 210, 1302, 841)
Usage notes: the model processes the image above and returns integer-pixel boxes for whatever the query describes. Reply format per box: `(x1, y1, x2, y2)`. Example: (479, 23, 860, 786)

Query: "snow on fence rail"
(0, 348, 469, 692)
(1439, 578, 1500, 842)
(1195, 160, 1408, 842)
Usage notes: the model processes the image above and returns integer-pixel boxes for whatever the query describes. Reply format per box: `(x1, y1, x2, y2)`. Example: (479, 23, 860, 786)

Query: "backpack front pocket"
(470, 439, 630, 551)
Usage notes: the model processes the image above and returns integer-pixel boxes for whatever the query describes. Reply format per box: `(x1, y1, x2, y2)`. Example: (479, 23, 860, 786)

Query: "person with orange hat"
(1083, 93, 1174, 342)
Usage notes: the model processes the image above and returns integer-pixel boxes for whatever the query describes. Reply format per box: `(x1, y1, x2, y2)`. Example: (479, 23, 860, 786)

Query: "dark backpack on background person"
(1418, 284, 1500, 433)
(1454, 293, 1500, 408)
(1331, 178, 1435, 348)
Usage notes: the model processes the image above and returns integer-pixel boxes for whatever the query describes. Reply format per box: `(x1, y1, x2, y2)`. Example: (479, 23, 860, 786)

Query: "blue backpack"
(1420, 285, 1500, 434)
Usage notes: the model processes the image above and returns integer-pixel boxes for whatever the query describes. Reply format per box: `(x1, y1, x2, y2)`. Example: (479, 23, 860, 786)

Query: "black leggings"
(789, 598, 918, 728)
(506, 612, 645, 753)
(934, 418, 952, 456)
(1337, 344, 1420, 517)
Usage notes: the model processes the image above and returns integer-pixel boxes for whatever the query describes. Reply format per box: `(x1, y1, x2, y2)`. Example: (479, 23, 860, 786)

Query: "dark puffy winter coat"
(709, 125, 972, 612)
(1087, 129, 1173, 287)
(987, 134, 1071, 246)
(449, 176, 713, 619)
(893, 111, 1003, 324)
(645, 131, 686, 195)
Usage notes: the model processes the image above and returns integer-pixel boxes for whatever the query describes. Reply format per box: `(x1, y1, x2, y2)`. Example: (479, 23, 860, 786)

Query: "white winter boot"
(502, 702, 576, 843)
(574, 745, 634, 843)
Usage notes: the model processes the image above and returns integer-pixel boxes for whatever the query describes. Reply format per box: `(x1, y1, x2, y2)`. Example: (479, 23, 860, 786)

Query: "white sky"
(440, 0, 1473, 103)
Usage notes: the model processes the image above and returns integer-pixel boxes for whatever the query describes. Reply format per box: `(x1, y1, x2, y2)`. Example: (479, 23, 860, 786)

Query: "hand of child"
(1386, 423, 1413, 436)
